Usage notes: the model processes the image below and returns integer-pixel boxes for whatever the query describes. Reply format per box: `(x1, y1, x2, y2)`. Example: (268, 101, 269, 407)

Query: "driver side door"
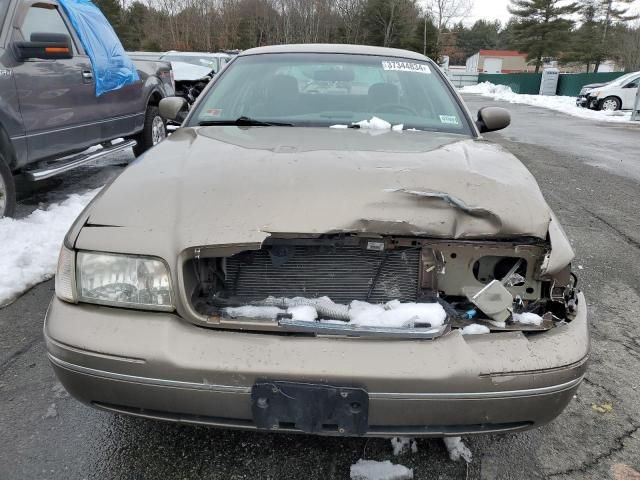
(620, 76, 639, 109)
(10, 2, 100, 162)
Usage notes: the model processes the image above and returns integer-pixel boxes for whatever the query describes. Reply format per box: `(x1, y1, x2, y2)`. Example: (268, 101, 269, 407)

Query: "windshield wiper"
(198, 116, 294, 127)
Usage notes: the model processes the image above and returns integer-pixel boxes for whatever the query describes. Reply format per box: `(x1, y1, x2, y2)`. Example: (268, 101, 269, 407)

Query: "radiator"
(224, 245, 420, 304)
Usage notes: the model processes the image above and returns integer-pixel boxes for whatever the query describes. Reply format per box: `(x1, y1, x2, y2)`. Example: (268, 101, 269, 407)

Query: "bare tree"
(616, 22, 640, 71)
(335, 0, 365, 43)
(427, 0, 473, 60)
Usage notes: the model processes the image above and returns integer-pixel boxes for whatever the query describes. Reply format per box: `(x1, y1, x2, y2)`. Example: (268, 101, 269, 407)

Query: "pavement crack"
(582, 208, 640, 250)
(0, 337, 41, 374)
(583, 377, 622, 402)
(547, 423, 640, 478)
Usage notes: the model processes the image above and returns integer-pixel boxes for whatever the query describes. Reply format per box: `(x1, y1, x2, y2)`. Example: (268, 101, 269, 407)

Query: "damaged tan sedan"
(46, 45, 588, 437)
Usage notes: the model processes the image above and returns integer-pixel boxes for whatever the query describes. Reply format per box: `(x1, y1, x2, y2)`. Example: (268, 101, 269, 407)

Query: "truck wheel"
(599, 97, 621, 112)
(0, 154, 16, 218)
(132, 105, 167, 157)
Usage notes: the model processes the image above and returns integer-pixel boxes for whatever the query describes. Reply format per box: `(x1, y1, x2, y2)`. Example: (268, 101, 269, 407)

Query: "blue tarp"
(58, 0, 139, 96)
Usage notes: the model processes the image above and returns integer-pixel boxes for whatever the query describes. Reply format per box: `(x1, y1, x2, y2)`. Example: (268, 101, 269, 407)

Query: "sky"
(465, 0, 640, 27)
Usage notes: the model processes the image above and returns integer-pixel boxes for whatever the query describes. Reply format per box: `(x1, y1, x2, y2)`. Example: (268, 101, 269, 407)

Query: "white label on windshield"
(382, 61, 431, 74)
(439, 115, 459, 125)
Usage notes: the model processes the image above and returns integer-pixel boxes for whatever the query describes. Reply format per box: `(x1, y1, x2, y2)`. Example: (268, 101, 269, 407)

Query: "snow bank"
(0, 189, 101, 307)
(391, 437, 418, 456)
(350, 459, 414, 480)
(461, 324, 490, 335)
(513, 312, 543, 326)
(460, 82, 634, 123)
(443, 437, 472, 463)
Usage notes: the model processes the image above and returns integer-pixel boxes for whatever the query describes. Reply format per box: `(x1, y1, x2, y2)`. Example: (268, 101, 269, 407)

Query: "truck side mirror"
(476, 107, 511, 133)
(14, 33, 73, 61)
(159, 97, 188, 122)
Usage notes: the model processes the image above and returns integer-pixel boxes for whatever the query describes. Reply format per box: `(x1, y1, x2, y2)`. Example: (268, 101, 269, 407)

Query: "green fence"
(477, 71, 628, 97)
(556, 72, 628, 96)
(478, 73, 542, 94)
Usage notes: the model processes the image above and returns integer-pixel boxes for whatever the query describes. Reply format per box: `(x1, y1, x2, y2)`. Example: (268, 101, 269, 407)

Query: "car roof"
(162, 51, 231, 58)
(239, 44, 432, 62)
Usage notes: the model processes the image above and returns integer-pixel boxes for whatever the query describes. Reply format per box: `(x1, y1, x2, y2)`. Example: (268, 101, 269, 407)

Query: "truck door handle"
(82, 69, 93, 83)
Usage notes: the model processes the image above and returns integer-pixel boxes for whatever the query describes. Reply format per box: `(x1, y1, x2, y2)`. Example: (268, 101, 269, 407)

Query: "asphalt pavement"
(1, 96, 640, 479)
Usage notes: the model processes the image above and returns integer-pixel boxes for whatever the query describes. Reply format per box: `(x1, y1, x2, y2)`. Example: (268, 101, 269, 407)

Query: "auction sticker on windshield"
(382, 61, 431, 74)
(439, 115, 459, 125)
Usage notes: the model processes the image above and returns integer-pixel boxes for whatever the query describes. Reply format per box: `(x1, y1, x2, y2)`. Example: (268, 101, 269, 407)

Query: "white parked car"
(160, 51, 232, 75)
(580, 71, 640, 111)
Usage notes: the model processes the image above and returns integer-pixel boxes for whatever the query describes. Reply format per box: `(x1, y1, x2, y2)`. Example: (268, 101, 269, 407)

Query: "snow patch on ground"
(390, 437, 418, 456)
(0, 189, 101, 307)
(513, 312, 543, 326)
(460, 82, 634, 123)
(443, 437, 472, 463)
(350, 459, 414, 480)
(43, 403, 58, 419)
(461, 324, 490, 335)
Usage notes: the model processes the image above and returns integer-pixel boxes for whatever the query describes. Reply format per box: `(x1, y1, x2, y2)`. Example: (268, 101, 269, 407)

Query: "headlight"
(55, 245, 77, 303)
(76, 251, 174, 311)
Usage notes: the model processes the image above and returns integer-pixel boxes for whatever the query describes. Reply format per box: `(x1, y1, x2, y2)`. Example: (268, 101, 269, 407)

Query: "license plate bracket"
(251, 381, 369, 435)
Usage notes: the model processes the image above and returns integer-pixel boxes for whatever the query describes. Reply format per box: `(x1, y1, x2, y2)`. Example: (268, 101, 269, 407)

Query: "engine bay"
(184, 235, 579, 337)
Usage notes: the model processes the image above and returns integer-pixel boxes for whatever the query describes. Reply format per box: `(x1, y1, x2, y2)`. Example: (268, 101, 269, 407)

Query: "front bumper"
(44, 294, 589, 437)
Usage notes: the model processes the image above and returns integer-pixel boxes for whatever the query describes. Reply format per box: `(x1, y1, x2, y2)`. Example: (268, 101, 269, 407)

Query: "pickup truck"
(0, 0, 175, 217)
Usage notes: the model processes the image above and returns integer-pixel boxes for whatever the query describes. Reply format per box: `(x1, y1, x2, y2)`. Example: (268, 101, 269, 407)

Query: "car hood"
(171, 61, 213, 81)
(581, 82, 606, 92)
(79, 127, 553, 253)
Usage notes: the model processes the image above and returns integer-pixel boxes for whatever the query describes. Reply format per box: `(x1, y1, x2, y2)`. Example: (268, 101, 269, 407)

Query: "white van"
(584, 71, 640, 111)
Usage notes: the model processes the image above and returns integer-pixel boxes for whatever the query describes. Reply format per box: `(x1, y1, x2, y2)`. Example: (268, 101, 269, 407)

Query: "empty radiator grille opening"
(187, 242, 423, 316)
(224, 245, 420, 305)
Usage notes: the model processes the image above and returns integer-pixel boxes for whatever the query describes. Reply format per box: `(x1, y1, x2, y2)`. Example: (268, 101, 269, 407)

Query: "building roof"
(479, 50, 525, 57)
(241, 44, 431, 61)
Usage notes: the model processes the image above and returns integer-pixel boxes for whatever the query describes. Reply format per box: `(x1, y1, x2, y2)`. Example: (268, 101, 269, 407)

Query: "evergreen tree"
(592, 0, 639, 71)
(456, 19, 501, 58)
(93, 0, 124, 36)
(562, 2, 602, 71)
(508, 0, 579, 72)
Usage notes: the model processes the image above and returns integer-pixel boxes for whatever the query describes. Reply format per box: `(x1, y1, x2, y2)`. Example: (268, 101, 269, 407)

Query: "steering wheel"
(374, 103, 418, 116)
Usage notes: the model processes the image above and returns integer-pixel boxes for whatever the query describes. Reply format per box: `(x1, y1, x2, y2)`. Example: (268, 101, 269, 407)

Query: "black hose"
(570, 272, 579, 289)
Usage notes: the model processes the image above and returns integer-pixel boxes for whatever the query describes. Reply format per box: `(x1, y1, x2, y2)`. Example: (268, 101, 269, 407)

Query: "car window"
(625, 77, 640, 88)
(21, 5, 72, 43)
(612, 72, 639, 86)
(190, 53, 471, 134)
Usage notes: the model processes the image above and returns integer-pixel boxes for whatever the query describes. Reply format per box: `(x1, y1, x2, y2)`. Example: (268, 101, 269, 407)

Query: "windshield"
(161, 55, 219, 71)
(189, 53, 471, 134)
(611, 72, 640, 86)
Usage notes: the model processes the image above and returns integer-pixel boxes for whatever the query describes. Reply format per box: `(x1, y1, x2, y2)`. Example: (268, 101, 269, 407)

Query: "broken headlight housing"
(55, 246, 174, 311)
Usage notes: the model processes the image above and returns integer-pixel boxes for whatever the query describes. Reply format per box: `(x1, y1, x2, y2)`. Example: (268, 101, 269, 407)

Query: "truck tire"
(132, 105, 167, 157)
(0, 153, 16, 218)
(599, 96, 621, 112)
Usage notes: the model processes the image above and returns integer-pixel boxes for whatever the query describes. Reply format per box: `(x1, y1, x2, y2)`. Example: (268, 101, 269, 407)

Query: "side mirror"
(159, 96, 188, 122)
(14, 33, 73, 60)
(476, 107, 511, 133)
